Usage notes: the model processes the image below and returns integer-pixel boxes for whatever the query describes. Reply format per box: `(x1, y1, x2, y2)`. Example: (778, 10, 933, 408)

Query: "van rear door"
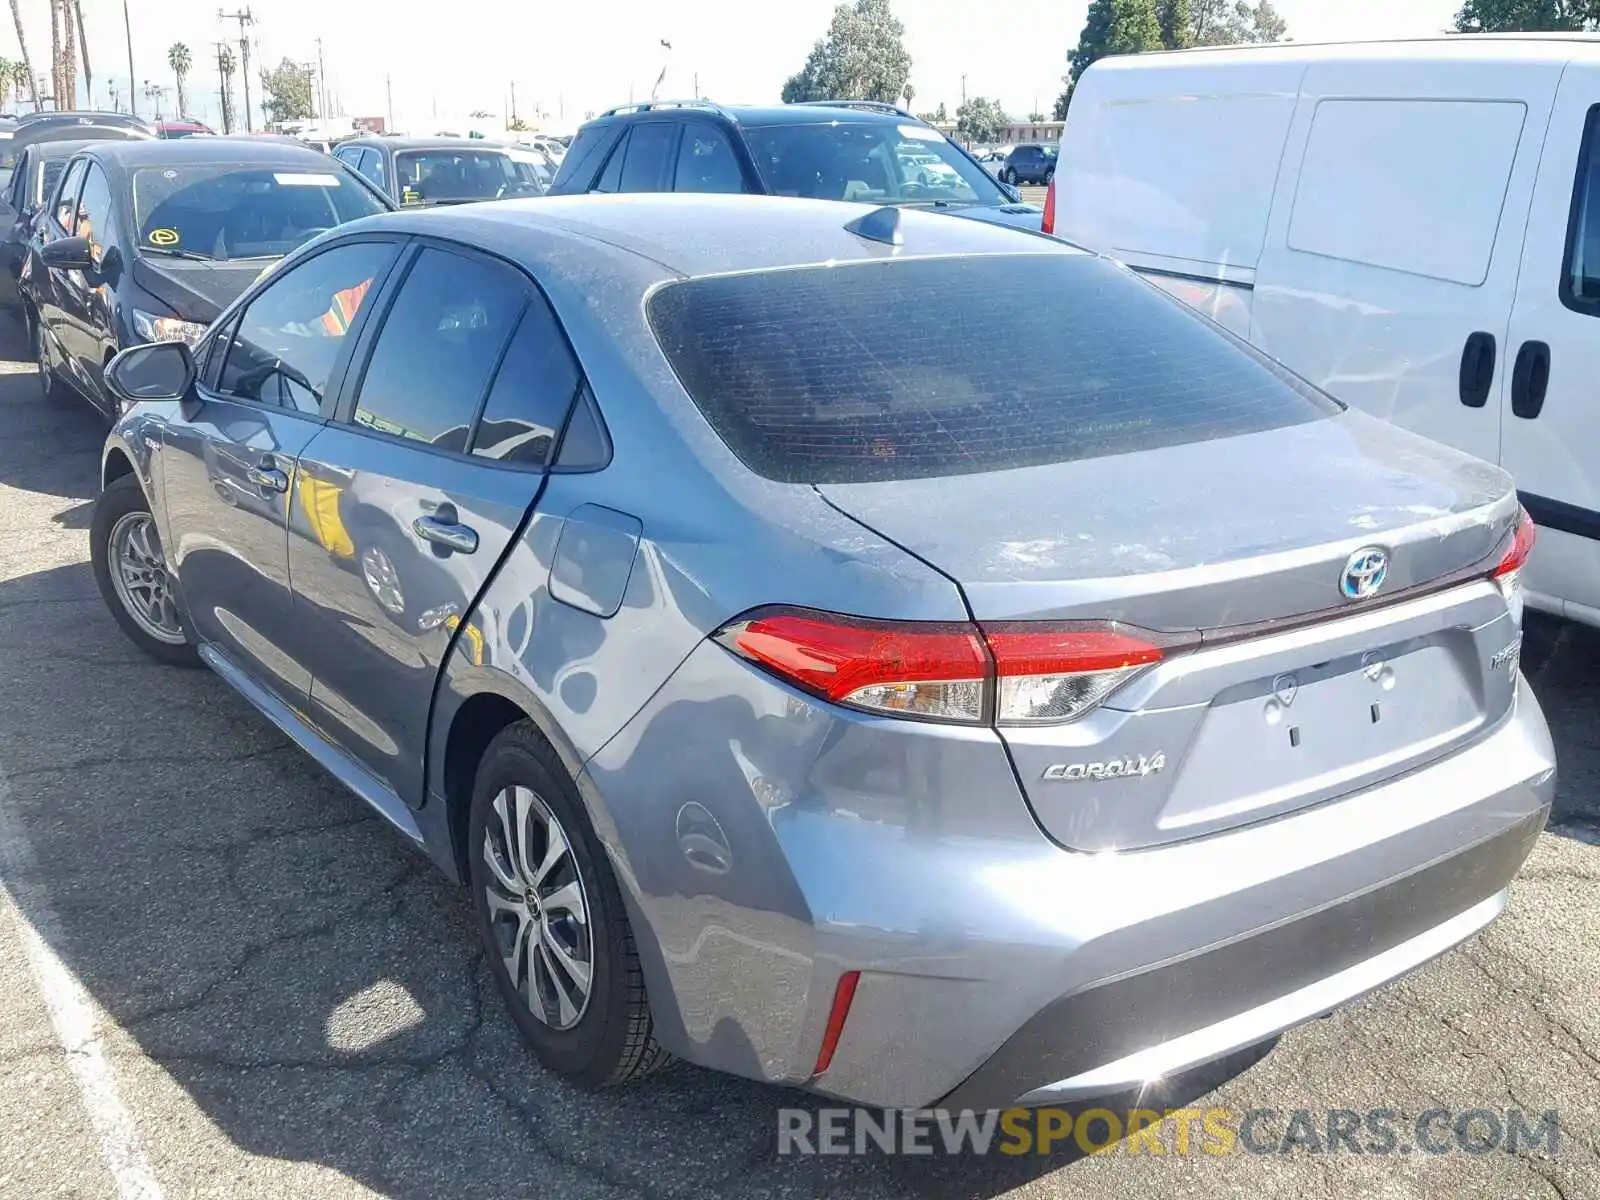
(1497, 60, 1600, 623)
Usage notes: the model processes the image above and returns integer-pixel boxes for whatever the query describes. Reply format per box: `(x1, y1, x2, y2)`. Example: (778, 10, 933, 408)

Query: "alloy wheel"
(107, 512, 186, 645)
(482, 784, 594, 1031)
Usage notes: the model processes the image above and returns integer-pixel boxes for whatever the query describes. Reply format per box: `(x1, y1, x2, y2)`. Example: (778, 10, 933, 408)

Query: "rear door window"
(550, 124, 619, 191)
(648, 253, 1341, 484)
(618, 123, 679, 192)
(346, 246, 526, 452)
(470, 295, 582, 465)
(674, 123, 745, 194)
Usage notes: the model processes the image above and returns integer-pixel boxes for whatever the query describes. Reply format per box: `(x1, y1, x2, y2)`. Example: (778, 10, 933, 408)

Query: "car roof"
(344, 136, 518, 152)
(358, 192, 1077, 283)
(585, 100, 920, 129)
(80, 138, 346, 168)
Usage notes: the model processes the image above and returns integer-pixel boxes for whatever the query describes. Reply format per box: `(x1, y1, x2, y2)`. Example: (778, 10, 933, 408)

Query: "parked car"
(21, 137, 392, 419)
(14, 110, 152, 137)
(546, 99, 1044, 231)
(155, 119, 215, 139)
(999, 143, 1056, 186)
(89, 193, 1551, 1111)
(2, 125, 156, 310)
(332, 136, 547, 206)
(1051, 36, 1600, 630)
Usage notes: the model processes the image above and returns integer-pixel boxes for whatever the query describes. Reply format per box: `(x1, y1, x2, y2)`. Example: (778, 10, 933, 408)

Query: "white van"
(1048, 36, 1600, 626)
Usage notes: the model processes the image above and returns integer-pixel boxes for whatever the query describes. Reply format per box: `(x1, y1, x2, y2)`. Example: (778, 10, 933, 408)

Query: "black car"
(14, 110, 153, 136)
(331, 137, 548, 207)
(21, 137, 392, 418)
(2, 124, 155, 309)
(545, 98, 1043, 231)
(999, 143, 1056, 187)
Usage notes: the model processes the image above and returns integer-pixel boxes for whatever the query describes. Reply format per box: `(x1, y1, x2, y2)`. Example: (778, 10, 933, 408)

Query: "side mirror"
(41, 235, 94, 271)
(105, 341, 196, 406)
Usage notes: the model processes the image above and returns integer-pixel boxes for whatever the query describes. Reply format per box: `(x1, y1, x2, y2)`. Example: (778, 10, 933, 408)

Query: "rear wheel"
(91, 474, 201, 667)
(1002, 167, 1017, 185)
(468, 721, 671, 1086)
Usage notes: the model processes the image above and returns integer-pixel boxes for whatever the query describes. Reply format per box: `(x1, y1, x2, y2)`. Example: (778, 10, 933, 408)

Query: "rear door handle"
(246, 458, 289, 492)
(413, 514, 479, 554)
(1458, 331, 1496, 407)
(1510, 340, 1551, 420)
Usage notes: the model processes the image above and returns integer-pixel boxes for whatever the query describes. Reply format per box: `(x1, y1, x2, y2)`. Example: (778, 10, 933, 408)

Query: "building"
(934, 119, 1065, 147)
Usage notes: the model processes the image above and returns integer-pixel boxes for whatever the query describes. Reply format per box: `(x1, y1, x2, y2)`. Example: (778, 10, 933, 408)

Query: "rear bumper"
(813, 681, 1553, 1110)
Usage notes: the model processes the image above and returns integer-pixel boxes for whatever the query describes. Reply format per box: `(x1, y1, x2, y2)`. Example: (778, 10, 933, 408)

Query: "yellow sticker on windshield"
(401, 187, 421, 206)
(148, 228, 180, 246)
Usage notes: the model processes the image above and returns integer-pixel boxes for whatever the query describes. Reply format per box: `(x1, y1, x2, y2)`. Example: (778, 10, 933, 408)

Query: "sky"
(2, 0, 1465, 133)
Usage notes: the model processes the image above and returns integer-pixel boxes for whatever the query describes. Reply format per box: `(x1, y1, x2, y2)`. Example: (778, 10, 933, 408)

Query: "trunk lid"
(818, 410, 1524, 850)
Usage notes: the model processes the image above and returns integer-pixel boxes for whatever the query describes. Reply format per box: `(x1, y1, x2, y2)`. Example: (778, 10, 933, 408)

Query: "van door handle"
(1458, 331, 1496, 407)
(1510, 340, 1551, 419)
(413, 513, 479, 554)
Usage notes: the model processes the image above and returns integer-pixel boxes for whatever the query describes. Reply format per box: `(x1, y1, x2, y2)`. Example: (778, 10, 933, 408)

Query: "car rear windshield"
(648, 254, 1342, 484)
(131, 165, 386, 261)
(742, 121, 1006, 207)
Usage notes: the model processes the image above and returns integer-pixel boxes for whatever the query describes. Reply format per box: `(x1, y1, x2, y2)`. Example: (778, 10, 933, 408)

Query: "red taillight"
(714, 607, 1173, 725)
(813, 969, 860, 1076)
(1042, 176, 1056, 235)
(714, 609, 988, 722)
(1491, 509, 1537, 579)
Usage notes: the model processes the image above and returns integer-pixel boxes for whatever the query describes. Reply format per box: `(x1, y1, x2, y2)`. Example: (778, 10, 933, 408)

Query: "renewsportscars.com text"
(777, 1106, 1562, 1158)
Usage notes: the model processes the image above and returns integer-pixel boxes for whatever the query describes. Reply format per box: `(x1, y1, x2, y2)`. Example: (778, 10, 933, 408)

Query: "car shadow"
(1521, 609, 1600, 842)
(0, 557, 1282, 1198)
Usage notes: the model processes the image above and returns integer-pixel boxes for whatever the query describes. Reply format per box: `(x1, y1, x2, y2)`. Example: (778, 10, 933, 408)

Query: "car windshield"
(131, 165, 386, 261)
(742, 121, 1008, 207)
(394, 149, 543, 203)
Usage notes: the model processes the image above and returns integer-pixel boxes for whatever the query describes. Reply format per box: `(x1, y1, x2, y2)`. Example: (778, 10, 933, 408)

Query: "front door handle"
(1458, 331, 1496, 407)
(1510, 340, 1551, 419)
(246, 461, 289, 492)
(413, 514, 479, 554)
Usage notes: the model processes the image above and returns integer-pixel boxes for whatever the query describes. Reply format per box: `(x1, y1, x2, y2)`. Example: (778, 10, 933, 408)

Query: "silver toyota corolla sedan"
(89, 194, 1555, 1112)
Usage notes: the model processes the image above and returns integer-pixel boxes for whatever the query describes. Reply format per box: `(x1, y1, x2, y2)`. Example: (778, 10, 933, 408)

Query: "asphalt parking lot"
(1, 312, 1598, 1200)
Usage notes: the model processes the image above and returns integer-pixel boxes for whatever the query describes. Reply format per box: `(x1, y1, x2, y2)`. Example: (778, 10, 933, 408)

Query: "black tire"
(469, 721, 671, 1087)
(32, 311, 73, 408)
(90, 474, 202, 667)
(1002, 167, 1016, 185)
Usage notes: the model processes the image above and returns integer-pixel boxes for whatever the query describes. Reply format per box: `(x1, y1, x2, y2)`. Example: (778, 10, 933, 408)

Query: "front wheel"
(33, 313, 72, 408)
(90, 474, 201, 667)
(469, 721, 671, 1087)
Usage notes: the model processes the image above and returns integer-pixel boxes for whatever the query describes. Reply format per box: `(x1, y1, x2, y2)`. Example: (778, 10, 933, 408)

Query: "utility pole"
(315, 36, 328, 128)
(385, 73, 393, 133)
(961, 74, 967, 105)
(123, 0, 136, 116)
(217, 8, 255, 131)
(509, 79, 517, 124)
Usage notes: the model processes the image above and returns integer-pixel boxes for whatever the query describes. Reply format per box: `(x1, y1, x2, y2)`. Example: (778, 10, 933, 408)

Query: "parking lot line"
(0, 766, 165, 1200)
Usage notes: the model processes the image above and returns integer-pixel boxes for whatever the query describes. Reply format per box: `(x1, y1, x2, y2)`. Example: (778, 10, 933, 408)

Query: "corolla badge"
(1341, 546, 1389, 600)
(1042, 753, 1166, 782)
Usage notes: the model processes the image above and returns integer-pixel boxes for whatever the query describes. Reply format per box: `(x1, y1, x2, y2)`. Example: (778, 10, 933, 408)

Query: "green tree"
(1190, 0, 1288, 45)
(168, 43, 191, 118)
(259, 57, 314, 125)
(1158, 0, 1193, 47)
(956, 96, 1009, 144)
(1454, 0, 1599, 29)
(780, 0, 912, 105)
(1055, 0, 1163, 118)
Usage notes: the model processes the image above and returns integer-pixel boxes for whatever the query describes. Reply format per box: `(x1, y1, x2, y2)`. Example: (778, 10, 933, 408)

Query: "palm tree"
(902, 83, 915, 112)
(7, 0, 37, 110)
(168, 43, 191, 118)
(0, 56, 12, 111)
(218, 45, 236, 133)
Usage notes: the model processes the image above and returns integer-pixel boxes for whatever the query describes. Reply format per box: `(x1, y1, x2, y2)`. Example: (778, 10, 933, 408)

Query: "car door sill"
(198, 643, 425, 845)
